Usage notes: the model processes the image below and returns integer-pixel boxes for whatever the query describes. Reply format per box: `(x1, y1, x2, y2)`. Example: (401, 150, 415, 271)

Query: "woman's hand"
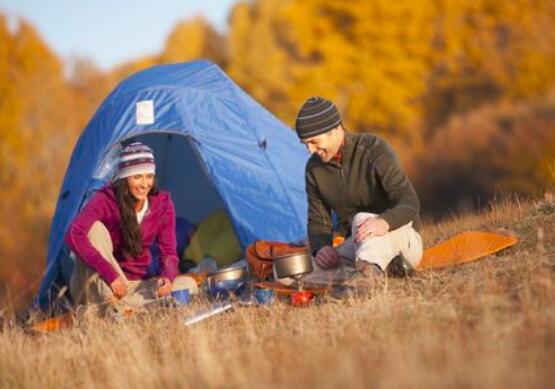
(156, 277, 172, 297)
(110, 276, 128, 299)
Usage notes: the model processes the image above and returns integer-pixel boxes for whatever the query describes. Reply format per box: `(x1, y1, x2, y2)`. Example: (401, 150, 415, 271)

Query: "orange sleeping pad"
(417, 230, 519, 270)
(30, 312, 74, 333)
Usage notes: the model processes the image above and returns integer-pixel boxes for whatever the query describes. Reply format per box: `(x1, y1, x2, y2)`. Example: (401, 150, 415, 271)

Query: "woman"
(65, 142, 188, 315)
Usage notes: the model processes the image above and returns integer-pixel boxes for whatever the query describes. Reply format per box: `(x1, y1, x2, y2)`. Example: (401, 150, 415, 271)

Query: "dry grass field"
(0, 198, 554, 389)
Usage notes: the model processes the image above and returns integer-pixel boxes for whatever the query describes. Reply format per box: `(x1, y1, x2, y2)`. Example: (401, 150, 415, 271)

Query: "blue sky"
(0, 0, 238, 70)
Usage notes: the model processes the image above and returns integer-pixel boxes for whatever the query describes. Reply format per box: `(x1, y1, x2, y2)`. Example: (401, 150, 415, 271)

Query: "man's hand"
(110, 276, 128, 299)
(315, 245, 341, 269)
(156, 277, 172, 297)
(355, 217, 390, 243)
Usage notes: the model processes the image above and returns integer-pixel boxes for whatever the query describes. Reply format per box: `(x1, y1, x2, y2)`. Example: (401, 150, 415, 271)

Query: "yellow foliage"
(285, 0, 435, 141)
(226, 0, 555, 150)
(160, 17, 226, 67)
(425, 0, 555, 128)
(0, 16, 81, 293)
(228, 0, 299, 122)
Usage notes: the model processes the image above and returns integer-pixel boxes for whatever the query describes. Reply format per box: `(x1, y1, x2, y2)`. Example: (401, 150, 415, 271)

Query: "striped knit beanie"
(117, 142, 156, 179)
(295, 97, 342, 140)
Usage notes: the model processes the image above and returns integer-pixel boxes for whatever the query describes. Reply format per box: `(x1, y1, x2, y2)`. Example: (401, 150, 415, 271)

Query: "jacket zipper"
(338, 162, 346, 218)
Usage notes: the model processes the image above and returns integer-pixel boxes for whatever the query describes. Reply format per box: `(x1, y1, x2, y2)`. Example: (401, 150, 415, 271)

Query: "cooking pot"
(272, 251, 314, 279)
(206, 267, 247, 298)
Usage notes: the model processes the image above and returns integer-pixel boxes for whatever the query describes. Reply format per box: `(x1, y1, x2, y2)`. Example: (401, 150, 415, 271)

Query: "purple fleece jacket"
(64, 186, 179, 285)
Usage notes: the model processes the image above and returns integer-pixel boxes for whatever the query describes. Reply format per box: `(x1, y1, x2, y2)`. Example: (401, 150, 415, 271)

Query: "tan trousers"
(338, 212, 423, 270)
(302, 212, 423, 284)
(69, 222, 196, 313)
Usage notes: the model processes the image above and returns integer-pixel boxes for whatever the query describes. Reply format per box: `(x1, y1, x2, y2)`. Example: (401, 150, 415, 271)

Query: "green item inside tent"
(183, 209, 243, 268)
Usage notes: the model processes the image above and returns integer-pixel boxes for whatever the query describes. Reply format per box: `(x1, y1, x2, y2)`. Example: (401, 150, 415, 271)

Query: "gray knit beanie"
(295, 97, 342, 140)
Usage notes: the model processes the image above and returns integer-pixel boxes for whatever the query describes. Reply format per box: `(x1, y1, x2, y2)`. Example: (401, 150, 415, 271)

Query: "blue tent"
(36, 60, 309, 310)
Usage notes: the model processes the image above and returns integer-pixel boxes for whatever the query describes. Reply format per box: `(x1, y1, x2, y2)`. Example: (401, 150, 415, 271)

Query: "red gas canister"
(291, 290, 313, 307)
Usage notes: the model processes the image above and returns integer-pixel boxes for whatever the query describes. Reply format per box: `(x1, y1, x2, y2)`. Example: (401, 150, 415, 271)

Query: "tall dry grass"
(0, 199, 554, 388)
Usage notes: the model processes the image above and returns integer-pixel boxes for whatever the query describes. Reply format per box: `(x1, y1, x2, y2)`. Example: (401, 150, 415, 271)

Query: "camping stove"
(272, 251, 313, 286)
(272, 251, 315, 305)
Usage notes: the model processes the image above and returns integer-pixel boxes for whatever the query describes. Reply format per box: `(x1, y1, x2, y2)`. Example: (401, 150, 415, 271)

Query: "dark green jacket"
(305, 132, 420, 254)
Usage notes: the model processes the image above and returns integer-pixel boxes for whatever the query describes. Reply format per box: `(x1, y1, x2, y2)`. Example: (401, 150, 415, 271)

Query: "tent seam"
(216, 68, 305, 236)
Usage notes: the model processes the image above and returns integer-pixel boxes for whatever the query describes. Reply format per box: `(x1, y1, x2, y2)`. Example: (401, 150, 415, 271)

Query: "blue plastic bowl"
(254, 288, 274, 305)
(171, 288, 191, 305)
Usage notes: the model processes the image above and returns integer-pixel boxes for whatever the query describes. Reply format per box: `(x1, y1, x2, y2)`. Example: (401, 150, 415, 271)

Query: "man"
(295, 97, 423, 286)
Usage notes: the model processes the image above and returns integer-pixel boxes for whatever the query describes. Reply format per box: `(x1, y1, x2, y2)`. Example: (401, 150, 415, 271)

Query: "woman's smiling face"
(126, 173, 154, 201)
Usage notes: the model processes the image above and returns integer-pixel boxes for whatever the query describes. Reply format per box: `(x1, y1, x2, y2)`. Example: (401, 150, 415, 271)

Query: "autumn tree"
(423, 0, 555, 133)
(283, 0, 436, 149)
(227, 0, 300, 123)
(0, 15, 80, 302)
(160, 16, 227, 68)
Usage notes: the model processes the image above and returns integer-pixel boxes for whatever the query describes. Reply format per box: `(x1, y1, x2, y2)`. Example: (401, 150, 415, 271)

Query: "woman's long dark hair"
(111, 178, 159, 258)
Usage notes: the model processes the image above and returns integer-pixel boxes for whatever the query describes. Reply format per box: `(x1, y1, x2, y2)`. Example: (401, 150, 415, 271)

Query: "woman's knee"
(87, 222, 113, 251)
(87, 221, 109, 239)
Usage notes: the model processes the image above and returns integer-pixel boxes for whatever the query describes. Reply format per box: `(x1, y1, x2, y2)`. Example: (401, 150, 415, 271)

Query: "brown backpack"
(246, 240, 309, 279)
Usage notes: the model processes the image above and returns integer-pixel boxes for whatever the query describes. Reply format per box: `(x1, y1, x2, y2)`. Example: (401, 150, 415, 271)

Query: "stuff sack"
(246, 240, 308, 279)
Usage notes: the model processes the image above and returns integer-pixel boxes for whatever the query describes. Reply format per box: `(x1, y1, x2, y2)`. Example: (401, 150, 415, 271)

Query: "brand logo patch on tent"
(136, 100, 154, 124)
